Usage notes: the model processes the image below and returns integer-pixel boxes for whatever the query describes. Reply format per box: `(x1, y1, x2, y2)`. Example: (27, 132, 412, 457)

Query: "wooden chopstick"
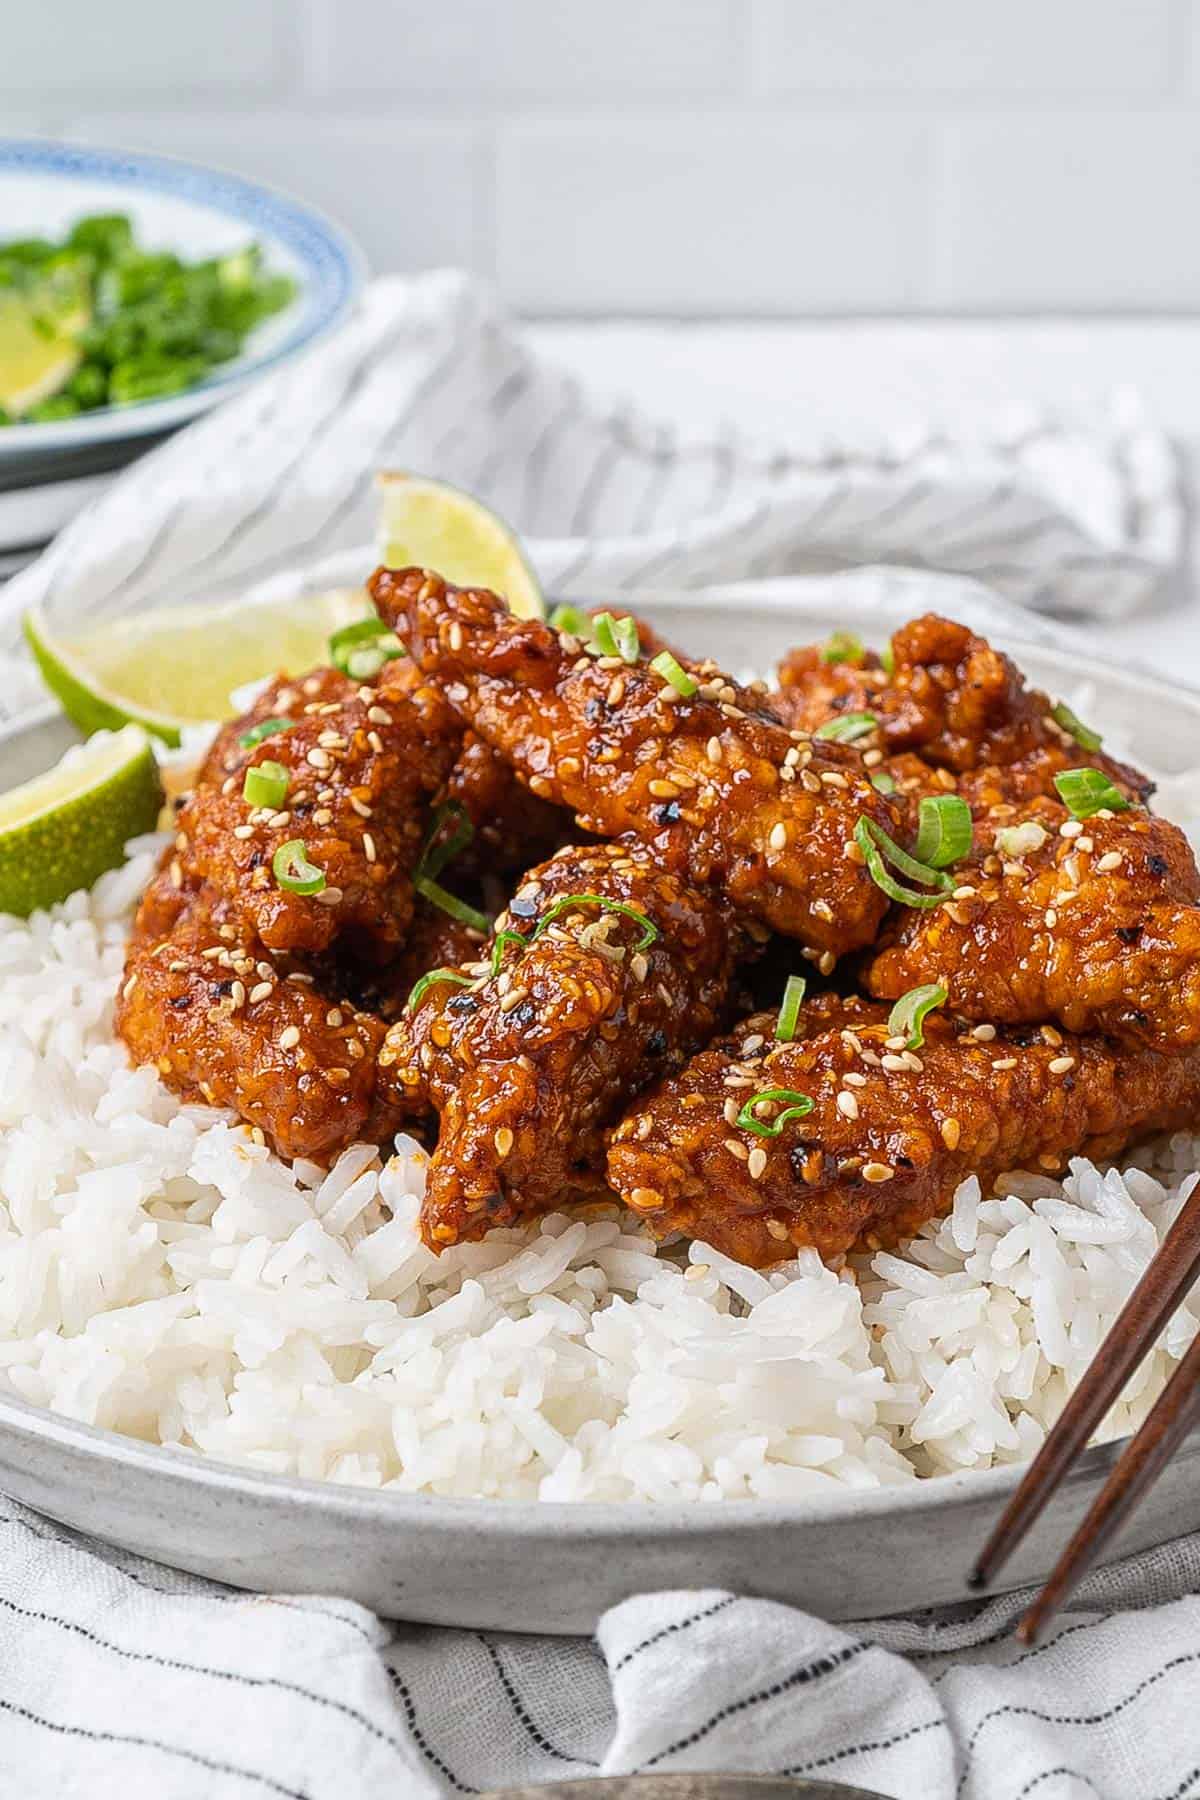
(1017, 1324, 1200, 1642)
(971, 1182, 1200, 1594)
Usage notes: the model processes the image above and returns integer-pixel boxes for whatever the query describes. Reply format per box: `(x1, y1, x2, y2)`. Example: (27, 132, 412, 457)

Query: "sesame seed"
(312, 808, 334, 827)
(971, 1024, 997, 1042)
(230, 981, 246, 1010)
(168, 961, 188, 973)
(1049, 1055, 1075, 1074)
(318, 730, 344, 749)
(169, 860, 183, 889)
(881, 1054, 908, 1072)
(363, 831, 377, 864)
(1041, 1025, 1063, 1046)
(684, 1261, 709, 1279)
(1038, 1153, 1062, 1172)
(820, 771, 848, 789)
(249, 981, 273, 1004)
(723, 1098, 740, 1125)
(268, 810, 291, 829)
(1096, 851, 1123, 872)
(952, 885, 977, 901)
(493, 1126, 514, 1158)
(367, 731, 384, 753)
(1045, 909, 1058, 928)
(1074, 834, 1094, 854)
(447, 622, 464, 652)
(326, 1007, 343, 1027)
(279, 1025, 301, 1050)
(233, 823, 255, 840)
(314, 887, 344, 907)
(724, 1139, 749, 1162)
(801, 770, 822, 794)
(630, 952, 649, 982)
(1060, 818, 1083, 839)
(818, 951, 837, 977)
(742, 1034, 765, 1054)
(862, 748, 883, 768)
(991, 1057, 1018, 1071)
(843, 1071, 867, 1089)
(768, 822, 788, 851)
(350, 796, 373, 818)
(863, 1162, 894, 1183)
(367, 705, 392, 727)
(748, 1146, 768, 1180)
(837, 1090, 859, 1120)
(607, 676, 626, 707)
(122, 973, 138, 999)
(306, 748, 331, 770)
(812, 899, 834, 923)
(648, 779, 680, 800)
(843, 838, 865, 863)
(500, 987, 529, 1012)
(884, 1035, 907, 1051)
(941, 1117, 961, 1150)
(765, 1219, 789, 1241)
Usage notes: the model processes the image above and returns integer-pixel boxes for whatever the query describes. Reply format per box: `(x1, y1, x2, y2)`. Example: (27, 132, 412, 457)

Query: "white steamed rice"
(1, 828, 1199, 1503)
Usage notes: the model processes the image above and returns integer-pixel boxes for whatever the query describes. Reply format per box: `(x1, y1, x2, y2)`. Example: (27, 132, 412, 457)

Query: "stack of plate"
(0, 138, 364, 571)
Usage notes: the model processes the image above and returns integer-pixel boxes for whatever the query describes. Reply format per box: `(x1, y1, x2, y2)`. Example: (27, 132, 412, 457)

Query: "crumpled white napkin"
(0, 271, 1196, 1800)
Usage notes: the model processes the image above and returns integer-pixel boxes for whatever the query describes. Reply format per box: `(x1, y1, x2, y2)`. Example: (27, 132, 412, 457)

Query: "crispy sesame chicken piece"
(607, 993, 1200, 1268)
(370, 566, 899, 954)
(863, 794, 1200, 1051)
(175, 665, 459, 962)
(378, 840, 739, 1249)
(115, 871, 409, 1162)
(772, 613, 1152, 805)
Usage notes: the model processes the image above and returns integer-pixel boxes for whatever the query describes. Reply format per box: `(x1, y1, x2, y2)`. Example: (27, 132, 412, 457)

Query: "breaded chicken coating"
(379, 840, 738, 1248)
(607, 994, 1200, 1268)
(175, 665, 458, 962)
(369, 566, 899, 955)
(115, 871, 408, 1162)
(863, 794, 1200, 1051)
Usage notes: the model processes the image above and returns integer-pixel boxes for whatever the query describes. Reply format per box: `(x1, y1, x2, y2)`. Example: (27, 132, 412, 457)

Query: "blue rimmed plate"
(0, 137, 364, 464)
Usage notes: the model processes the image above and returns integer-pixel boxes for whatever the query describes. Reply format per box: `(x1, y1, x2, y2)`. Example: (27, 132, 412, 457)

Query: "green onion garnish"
(242, 759, 289, 810)
(735, 1087, 815, 1139)
(489, 928, 527, 979)
(1051, 701, 1103, 753)
(880, 642, 895, 676)
(532, 893, 659, 950)
(1053, 767, 1132, 819)
(549, 603, 595, 641)
(871, 770, 897, 795)
(405, 967, 473, 1012)
(913, 794, 973, 868)
(887, 982, 948, 1050)
(328, 616, 405, 677)
(820, 631, 864, 667)
(272, 839, 325, 896)
(416, 802, 474, 885)
(776, 975, 807, 1042)
(591, 611, 641, 664)
(854, 816, 953, 909)
(238, 716, 294, 749)
(650, 650, 697, 698)
(815, 711, 878, 743)
(414, 877, 489, 932)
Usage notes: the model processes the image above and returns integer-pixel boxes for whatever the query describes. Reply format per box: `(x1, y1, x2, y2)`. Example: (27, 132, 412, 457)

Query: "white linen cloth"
(0, 272, 1198, 1799)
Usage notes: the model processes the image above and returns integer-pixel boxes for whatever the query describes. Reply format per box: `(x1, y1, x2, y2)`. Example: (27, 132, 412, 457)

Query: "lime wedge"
(24, 587, 375, 747)
(0, 265, 89, 415)
(0, 725, 162, 917)
(377, 472, 544, 619)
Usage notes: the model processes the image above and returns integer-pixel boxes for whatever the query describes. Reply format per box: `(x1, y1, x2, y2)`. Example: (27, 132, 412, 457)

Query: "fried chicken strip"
(177, 664, 459, 962)
(369, 566, 899, 954)
(115, 871, 408, 1162)
(863, 794, 1200, 1051)
(379, 840, 739, 1248)
(607, 994, 1200, 1268)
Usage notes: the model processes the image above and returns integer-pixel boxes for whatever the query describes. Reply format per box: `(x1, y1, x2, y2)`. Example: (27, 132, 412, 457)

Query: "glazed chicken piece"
(863, 793, 1200, 1052)
(607, 993, 1200, 1268)
(115, 870, 408, 1162)
(369, 566, 899, 955)
(175, 664, 459, 962)
(772, 614, 1152, 806)
(379, 840, 739, 1248)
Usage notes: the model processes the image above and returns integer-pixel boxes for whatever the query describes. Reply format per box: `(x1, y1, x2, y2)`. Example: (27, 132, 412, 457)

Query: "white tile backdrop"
(7, 0, 1200, 314)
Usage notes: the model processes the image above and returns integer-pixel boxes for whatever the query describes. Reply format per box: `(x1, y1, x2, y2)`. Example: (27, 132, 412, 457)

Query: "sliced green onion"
(406, 967, 473, 1012)
(549, 603, 596, 641)
(532, 893, 659, 951)
(591, 611, 641, 664)
(815, 711, 878, 743)
(650, 650, 697, 698)
(775, 975, 807, 1042)
(1051, 701, 1103, 752)
(880, 642, 895, 677)
(328, 615, 396, 674)
(345, 634, 405, 680)
(871, 770, 897, 795)
(489, 928, 528, 979)
(238, 715, 294, 749)
(416, 802, 474, 884)
(819, 631, 864, 667)
(854, 816, 953, 909)
(736, 1087, 815, 1139)
(242, 759, 289, 810)
(1053, 767, 1132, 819)
(414, 876, 490, 932)
(913, 794, 973, 869)
(888, 982, 948, 1050)
(272, 839, 325, 896)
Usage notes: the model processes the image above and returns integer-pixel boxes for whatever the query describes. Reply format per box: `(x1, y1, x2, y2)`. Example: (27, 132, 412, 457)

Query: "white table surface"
(531, 318, 1200, 685)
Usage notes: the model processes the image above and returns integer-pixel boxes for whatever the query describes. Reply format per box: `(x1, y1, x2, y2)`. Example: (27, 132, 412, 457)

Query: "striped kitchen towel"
(0, 268, 1184, 730)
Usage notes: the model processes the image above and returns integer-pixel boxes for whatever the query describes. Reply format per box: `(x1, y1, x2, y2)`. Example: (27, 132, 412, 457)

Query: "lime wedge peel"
(0, 269, 89, 416)
(23, 587, 375, 747)
(377, 472, 545, 620)
(0, 725, 162, 919)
